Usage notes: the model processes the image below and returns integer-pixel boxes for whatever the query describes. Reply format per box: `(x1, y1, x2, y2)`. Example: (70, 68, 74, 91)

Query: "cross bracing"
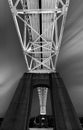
(8, 0, 70, 73)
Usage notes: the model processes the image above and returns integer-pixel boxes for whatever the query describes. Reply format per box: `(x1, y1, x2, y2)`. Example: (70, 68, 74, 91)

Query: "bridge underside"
(8, 0, 70, 73)
(0, 72, 82, 130)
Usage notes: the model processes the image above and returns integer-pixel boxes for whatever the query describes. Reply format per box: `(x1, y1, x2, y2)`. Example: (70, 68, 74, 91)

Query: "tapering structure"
(8, 0, 69, 73)
(0, 0, 82, 130)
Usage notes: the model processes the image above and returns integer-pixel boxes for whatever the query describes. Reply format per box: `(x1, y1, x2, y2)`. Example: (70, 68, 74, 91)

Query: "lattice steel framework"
(8, 0, 70, 73)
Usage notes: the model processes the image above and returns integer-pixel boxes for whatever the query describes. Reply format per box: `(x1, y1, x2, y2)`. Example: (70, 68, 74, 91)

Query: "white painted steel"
(37, 87, 48, 115)
(8, 0, 70, 73)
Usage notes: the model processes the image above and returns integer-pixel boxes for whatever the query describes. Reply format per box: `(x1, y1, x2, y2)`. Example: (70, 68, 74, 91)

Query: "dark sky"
(0, 0, 83, 117)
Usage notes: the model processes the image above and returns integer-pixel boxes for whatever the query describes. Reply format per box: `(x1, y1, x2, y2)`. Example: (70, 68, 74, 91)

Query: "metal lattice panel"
(8, 0, 70, 73)
(37, 87, 48, 115)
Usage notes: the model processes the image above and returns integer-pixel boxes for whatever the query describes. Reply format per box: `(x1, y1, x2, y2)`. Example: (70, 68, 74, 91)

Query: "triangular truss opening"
(16, 1, 23, 9)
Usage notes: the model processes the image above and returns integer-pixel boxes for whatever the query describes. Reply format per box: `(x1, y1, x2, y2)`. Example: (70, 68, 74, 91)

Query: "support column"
(51, 73, 82, 130)
(0, 73, 33, 130)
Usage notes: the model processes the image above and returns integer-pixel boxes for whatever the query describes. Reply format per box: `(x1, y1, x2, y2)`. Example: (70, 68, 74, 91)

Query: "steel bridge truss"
(8, 0, 70, 73)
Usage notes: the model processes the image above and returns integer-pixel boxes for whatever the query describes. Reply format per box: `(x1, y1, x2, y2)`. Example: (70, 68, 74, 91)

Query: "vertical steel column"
(0, 73, 33, 130)
(51, 73, 82, 130)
